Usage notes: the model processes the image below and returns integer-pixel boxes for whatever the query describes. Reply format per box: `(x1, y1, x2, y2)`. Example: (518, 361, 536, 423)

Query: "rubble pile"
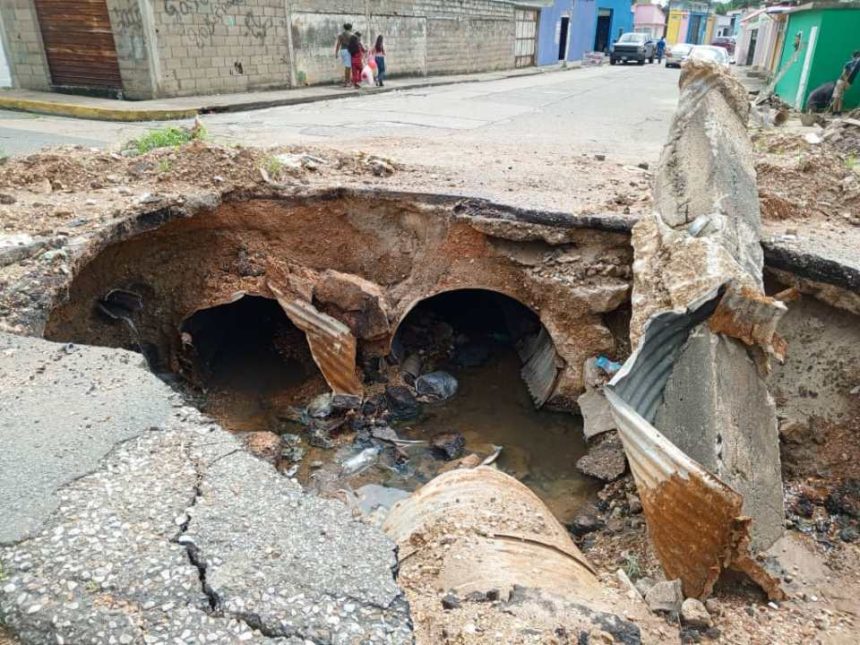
(754, 118, 860, 226)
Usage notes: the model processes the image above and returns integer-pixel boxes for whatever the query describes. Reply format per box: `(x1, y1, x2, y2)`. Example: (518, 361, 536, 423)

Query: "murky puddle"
(346, 350, 598, 523)
(187, 293, 599, 526)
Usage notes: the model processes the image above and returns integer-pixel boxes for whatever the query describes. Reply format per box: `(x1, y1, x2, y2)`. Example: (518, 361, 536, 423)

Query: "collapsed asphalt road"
(0, 62, 859, 645)
(0, 333, 411, 644)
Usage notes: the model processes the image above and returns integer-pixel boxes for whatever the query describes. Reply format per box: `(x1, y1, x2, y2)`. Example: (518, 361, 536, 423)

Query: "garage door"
(514, 8, 537, 68)
(34, 0, 122, 92)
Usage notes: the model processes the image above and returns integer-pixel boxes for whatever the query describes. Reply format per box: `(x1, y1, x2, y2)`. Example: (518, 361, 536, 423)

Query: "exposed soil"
(753, 118, 860, 230)
(0, 129, 859, 644)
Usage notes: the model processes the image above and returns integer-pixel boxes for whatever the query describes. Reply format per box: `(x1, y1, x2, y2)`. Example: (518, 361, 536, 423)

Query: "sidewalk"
(0, 63, 582, 123)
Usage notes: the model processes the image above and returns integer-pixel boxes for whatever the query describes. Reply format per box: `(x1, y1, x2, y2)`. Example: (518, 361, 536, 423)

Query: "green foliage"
(157, 158, 173, 173)
(262, 155, 283, 178)
(129, 123, 206, 155)
(623, 552, 642, 580)
(846, 155, 858, 170)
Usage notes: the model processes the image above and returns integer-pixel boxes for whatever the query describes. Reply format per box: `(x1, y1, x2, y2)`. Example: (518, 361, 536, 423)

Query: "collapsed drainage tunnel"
(39, 192, 860, 536)
(42, 193, 633, 515)
(389, 288, 600, 519)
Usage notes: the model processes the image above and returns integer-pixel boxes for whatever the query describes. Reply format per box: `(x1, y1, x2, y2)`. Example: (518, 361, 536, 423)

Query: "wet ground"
(327, 350, 598, 524)
(182, 293, 599, 526)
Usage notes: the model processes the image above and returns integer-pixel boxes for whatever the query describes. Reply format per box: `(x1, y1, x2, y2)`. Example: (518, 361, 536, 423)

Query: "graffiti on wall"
(161, 0, 273, 49)
(111, 5, 143, 33)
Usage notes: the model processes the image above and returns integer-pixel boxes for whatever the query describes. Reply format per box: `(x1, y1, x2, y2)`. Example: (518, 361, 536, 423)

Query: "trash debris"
(385, 385, 420, 420)
(341, 446, 380, 475)
(415, 371, 458, 401)
(307, 393, 333, 418)
(429, 432, 466, 461)
(595, 355, 622, 375)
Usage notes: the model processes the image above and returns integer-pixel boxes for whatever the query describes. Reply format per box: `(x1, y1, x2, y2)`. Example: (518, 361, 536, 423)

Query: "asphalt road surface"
(0, 63, 679, 161)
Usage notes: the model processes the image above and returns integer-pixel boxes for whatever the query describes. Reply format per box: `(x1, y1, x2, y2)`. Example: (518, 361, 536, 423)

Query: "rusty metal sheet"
(34, 0, 122, 91)
(517, 327, 560, 407)
(269, 284, 363, 396)
(708, 285, 789, 363)
(605, 296, 785, 600)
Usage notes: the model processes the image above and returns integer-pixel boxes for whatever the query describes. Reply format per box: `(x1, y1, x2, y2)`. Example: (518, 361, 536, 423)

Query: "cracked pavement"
(0, 334, 411, 644)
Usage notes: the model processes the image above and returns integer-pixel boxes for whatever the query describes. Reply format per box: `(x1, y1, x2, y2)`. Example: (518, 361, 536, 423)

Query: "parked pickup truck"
(610, 33, 655, 66)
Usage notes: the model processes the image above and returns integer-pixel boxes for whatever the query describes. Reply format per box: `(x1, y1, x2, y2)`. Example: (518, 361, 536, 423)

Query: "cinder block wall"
(1, 0, 519, 99)
(150, 0, 291, 97)
(106, 0, 153, 99)
(290, 0, 516, 86)
(0, 0, 51, 91)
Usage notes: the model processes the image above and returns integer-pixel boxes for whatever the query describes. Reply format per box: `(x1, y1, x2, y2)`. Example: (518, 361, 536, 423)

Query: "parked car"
(610, 33, 655, 66)
(664, 43, 693, 68)
(710, 36, 736, 56)
(689, 45, 731, 67)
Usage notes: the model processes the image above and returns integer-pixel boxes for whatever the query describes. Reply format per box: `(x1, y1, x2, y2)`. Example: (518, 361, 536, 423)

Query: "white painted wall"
(0, 16, 11, 87)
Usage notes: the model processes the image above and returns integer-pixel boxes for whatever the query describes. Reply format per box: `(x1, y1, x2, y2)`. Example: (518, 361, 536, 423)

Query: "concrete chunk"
(645, 579, 683, 613)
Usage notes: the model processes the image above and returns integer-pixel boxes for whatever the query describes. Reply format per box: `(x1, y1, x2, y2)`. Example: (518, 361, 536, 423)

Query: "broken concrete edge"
(9, 186, 856, 341)
(0, 333, 412, 643)
(605, 288, 785, 601)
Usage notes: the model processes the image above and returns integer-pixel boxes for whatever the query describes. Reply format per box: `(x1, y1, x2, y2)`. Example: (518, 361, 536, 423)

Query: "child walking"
(371, 35, 386, 87)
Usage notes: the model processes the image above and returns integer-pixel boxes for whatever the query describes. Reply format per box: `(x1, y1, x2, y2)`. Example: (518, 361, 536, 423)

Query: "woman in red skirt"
(347, 32, 366, 88)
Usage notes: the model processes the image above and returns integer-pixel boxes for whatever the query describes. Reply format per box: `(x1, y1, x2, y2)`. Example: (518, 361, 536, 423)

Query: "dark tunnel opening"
(387, 289, 598, 522)
(178, 295, 325, 431)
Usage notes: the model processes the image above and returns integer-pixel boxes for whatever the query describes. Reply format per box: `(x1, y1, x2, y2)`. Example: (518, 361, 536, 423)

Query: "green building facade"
(773, 2, 860, 111)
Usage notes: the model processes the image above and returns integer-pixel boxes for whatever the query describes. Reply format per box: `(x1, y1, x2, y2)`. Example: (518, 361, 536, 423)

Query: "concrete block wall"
(106, 0, 153, 99)
(150, 0, 291, 97)
(1, 0, 522, 98)
(424, 0, 515, 74)
(290, 0, 516, 86)
(0, 0, 51, 91)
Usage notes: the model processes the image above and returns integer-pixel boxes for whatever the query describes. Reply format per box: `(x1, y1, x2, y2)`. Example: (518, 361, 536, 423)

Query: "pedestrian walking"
(656, 37, 666, 64)
(335, 23, 353, 87)
(371, 35, 386, 87)
(348, 32, 366, 89)
(832, 50, 860, 116)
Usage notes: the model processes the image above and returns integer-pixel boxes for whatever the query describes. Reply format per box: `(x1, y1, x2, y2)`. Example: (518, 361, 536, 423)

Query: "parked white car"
(688, 45, 731, 67)
(665, 43, 693, 69)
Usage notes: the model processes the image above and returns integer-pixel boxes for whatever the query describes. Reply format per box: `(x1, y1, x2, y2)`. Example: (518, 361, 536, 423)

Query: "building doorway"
(687, 14, 703, 45)
(558, 16, 570, 61)
(33, 0, 122, 95)
(746, 28, 758, 66)
(594, 9, 613, 53)
(515, 8, 539, 67)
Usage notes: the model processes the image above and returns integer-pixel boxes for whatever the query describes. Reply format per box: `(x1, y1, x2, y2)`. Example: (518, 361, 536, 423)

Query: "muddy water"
(376, 350, 599, 524)
(194, 319, 598, 525)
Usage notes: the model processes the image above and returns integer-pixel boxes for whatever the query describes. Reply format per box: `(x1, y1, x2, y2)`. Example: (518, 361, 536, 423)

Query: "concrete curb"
(0, 97, 198, 122)
(0, 63, 584, 122)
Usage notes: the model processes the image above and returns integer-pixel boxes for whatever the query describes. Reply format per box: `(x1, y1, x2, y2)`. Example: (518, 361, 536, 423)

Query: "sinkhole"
(43, 194, 637, 524)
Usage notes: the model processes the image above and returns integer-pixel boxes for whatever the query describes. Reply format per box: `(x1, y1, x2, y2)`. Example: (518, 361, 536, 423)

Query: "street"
(0, 64, 679, 162)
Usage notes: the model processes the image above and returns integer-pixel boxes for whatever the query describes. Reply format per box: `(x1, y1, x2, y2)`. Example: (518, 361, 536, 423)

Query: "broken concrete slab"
(576, 432, 627, 482)
(655, 325, 784, 552)
(578, 388, 617, 439)
(186, 447, 411, 642)
(0, 332, 173, 544)
(0, 335, 411, 644)
(645, 580, 683, 613)
(607, 61, 786, 597)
